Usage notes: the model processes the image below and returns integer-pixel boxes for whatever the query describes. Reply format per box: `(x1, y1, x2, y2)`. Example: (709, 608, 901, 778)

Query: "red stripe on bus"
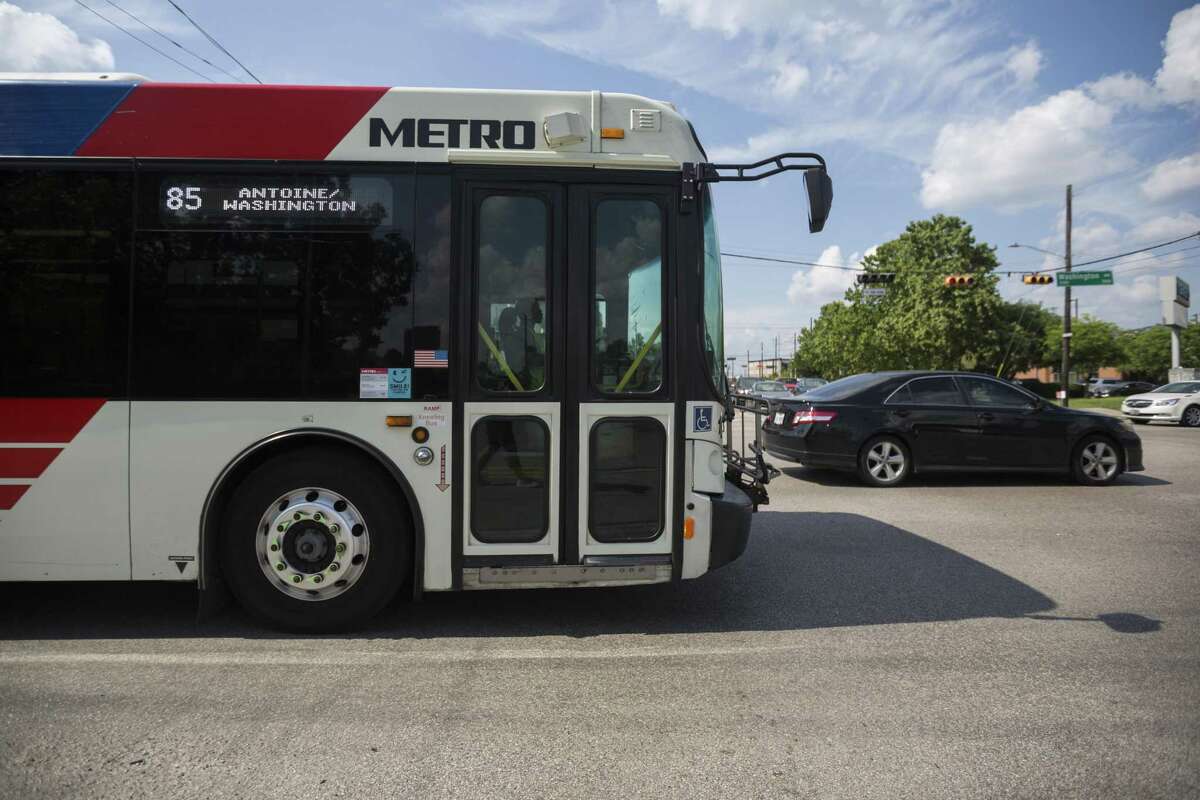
(0, 398, 105, 443)
(0, 448, 62, 478)
(75, 84, 389, 160)
(0, 485, 30, 510)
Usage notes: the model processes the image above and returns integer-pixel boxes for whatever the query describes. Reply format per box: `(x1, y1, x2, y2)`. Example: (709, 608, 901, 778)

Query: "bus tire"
(220, 447, 411, 632)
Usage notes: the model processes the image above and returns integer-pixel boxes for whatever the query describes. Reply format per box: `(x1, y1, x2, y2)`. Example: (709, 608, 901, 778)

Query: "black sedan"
(761, 371, 1144, 487)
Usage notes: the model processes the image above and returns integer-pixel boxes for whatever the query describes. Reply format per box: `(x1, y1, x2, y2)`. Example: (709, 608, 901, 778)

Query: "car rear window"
(800, 373, 893, 401)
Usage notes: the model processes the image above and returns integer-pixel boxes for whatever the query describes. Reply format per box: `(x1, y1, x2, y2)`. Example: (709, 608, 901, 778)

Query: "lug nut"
(312, 574, 324, 583)
(276, 524, 285, 532)
(330, 524, 340, 534)
(270, 543, 279, 552)
(314, 512, 323, 521)
(329, 562, 340, 572)
(293, 512, 301, 521)
(335, 542, 346, 553)
(292, 575, 302, 583)
(275, 562, 285, 571)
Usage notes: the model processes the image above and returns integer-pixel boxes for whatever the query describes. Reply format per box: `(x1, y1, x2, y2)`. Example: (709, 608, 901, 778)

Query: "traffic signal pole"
(1061, 184, 1072, 408)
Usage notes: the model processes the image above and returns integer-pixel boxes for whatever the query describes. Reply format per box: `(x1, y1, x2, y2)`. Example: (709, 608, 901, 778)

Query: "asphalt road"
(1, 423, 1197, 799)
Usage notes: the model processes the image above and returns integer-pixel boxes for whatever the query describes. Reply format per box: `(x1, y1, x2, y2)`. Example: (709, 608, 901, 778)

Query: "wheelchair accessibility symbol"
(693, 405, 713, 433)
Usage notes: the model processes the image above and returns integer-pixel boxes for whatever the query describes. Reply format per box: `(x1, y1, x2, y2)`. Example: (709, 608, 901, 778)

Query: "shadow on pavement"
(781, 466, 1171, 488)
(0, 512, 1079, 640)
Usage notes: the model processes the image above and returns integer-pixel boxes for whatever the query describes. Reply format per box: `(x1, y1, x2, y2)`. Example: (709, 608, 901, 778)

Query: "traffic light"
(856, 272, 896, 285)
(1023, 273, 1054, 285)
(944, 275, 975, 287)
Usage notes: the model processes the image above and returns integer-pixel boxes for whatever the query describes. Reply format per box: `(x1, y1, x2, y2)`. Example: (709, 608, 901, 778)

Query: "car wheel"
(1182, 405, 1200, 428)
(858, 435, 911, 487)
(1071, 435, 1121, 486)
(220, 447, 412, 632)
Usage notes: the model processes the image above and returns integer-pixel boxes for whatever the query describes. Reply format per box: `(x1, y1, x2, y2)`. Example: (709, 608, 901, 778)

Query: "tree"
(791, 214, 1038, 378)
(1121, 326, 1171, 382)
(1045, 315, 1123, 377)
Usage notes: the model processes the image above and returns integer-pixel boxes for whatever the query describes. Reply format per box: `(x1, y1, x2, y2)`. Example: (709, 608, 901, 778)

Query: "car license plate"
(1126, 410, 1139, 415)
(774, 412, 785, 425)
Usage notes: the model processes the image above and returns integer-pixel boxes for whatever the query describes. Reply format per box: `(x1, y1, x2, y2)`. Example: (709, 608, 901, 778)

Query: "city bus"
(0, 74, 831, 630)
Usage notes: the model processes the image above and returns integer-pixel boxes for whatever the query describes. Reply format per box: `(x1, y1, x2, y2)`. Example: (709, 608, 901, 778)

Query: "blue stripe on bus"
(0, 82, 137, 156)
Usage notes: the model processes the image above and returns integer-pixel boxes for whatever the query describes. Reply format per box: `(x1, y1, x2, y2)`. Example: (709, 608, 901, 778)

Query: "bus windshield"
(701, 189, 725, 398)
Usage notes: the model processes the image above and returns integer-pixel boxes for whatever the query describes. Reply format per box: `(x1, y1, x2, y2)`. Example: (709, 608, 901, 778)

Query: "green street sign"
(1056, 270, 1113, 287)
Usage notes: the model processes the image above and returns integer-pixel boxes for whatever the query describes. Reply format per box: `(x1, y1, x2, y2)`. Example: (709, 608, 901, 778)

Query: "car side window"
(892, 377, 964, 405)
(960, 377, 1036, 408)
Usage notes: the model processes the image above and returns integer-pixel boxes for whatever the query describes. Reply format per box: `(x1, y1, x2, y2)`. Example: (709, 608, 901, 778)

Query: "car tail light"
(793, 408, 837, 425)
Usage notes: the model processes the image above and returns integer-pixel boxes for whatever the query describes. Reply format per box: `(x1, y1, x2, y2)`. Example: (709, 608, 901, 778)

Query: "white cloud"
(452, 0, 1037, 160)
(1087, 72, 1161, 110)
(1141, 152, 1200, 201)
(1128, 211, 1200, 244)
(785, 245, 856, 305)
(1155, 4, 1200, 105)
(920, 90, 1128, 211)
(0, 1, 113, 71)
(769, 61, 810, 99)
(1005, 41, 1043, 85)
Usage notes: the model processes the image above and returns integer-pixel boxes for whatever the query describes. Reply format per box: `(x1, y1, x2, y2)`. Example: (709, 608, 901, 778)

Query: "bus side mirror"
(804, 169, 833, 233)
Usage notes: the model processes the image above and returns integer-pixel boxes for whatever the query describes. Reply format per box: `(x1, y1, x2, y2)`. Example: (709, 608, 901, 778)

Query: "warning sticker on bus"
(159, 174, 394, 228)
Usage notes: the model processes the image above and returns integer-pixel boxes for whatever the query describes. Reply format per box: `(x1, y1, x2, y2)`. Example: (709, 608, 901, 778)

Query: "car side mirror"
(804, 168, 833, 233)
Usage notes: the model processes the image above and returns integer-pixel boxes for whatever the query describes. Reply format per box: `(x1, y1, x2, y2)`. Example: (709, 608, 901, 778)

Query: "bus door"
(460, 181, 675, 573)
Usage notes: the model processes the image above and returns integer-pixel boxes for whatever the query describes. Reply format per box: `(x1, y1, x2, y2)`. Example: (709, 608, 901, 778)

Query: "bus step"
(463, 563, 671, 589)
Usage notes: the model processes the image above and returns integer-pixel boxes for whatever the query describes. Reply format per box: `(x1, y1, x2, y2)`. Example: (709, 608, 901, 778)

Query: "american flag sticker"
(414, 349, 449, 368)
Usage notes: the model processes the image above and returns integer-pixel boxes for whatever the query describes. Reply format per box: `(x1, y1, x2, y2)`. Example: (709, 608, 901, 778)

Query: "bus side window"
(592, 199, 663, 394)
(0, 167, 132, 397)
(475, 195, 548, 393)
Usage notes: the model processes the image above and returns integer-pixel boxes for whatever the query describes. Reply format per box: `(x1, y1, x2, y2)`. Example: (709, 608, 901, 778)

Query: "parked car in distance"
(750, 380, 797, 400)
(1121, 380, 1200, 427)
(733, 377, 759, 396)
(779, 376, 799, 392)
(1089, 379, 1156, 397)
(762, 371, 1143, 487)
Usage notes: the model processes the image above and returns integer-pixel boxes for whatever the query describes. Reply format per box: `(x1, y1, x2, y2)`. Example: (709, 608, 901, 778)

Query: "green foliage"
(1120, 326, 1171, 381)
(1043, 315, 1124, 375)
(790, 215, 1055, 378)
(1121, 322, 1200, 380)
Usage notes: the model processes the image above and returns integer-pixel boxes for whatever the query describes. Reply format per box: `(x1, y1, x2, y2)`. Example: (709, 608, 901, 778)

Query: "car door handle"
(978, 412, 995, 422)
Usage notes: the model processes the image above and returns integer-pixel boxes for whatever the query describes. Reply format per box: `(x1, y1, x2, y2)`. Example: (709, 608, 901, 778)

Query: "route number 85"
(165, 186, 202, 210)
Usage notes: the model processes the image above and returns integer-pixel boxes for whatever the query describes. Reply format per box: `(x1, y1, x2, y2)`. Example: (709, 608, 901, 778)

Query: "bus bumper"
(708, 480, 753, 571)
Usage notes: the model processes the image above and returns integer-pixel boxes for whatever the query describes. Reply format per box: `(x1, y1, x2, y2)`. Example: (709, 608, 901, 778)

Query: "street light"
(1009, 242, 1063, 261)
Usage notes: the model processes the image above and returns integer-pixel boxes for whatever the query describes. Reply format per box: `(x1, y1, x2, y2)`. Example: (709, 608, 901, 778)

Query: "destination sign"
(1056, 271, 1113, 287)
(159, 175, 394, 227)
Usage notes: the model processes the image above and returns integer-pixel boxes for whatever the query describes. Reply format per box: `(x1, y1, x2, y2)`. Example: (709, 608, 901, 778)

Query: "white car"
(1121, 380, 1200, 427)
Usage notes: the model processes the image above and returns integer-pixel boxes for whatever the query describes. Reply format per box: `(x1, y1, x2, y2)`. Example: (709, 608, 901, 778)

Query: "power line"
(166, 0, 262, 84)
(73, 0, 214, 81)
(720, 251, 862, 271)
(103, 0, 243, 82)
(1045, 230, 1200, 272)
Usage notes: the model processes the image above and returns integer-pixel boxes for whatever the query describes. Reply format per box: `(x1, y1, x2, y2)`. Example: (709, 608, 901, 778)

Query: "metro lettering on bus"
(0, 74, 832, 631)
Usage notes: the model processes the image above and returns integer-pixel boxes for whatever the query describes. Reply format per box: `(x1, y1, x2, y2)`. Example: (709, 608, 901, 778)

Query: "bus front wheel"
(220, 447, 412, 632)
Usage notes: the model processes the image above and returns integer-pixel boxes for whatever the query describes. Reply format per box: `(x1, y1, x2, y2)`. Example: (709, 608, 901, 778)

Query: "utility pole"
(774, 336, 779, 376)
(1061, 184, 1073, 408)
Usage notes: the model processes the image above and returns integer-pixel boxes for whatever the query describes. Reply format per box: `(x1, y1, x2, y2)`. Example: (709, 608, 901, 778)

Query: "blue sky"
(4, 0, 1198, 371)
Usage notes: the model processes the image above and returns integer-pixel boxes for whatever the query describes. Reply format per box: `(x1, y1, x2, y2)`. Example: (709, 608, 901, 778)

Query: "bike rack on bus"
(723, 393, 780, 508)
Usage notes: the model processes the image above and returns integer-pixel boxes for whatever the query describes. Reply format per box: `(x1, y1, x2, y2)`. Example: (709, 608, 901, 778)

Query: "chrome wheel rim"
(1080, 441, 1118, 481)
(867, 440, 906, 483)
(1184, 407, 1200, 427)
(255, 488, 369, 602)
